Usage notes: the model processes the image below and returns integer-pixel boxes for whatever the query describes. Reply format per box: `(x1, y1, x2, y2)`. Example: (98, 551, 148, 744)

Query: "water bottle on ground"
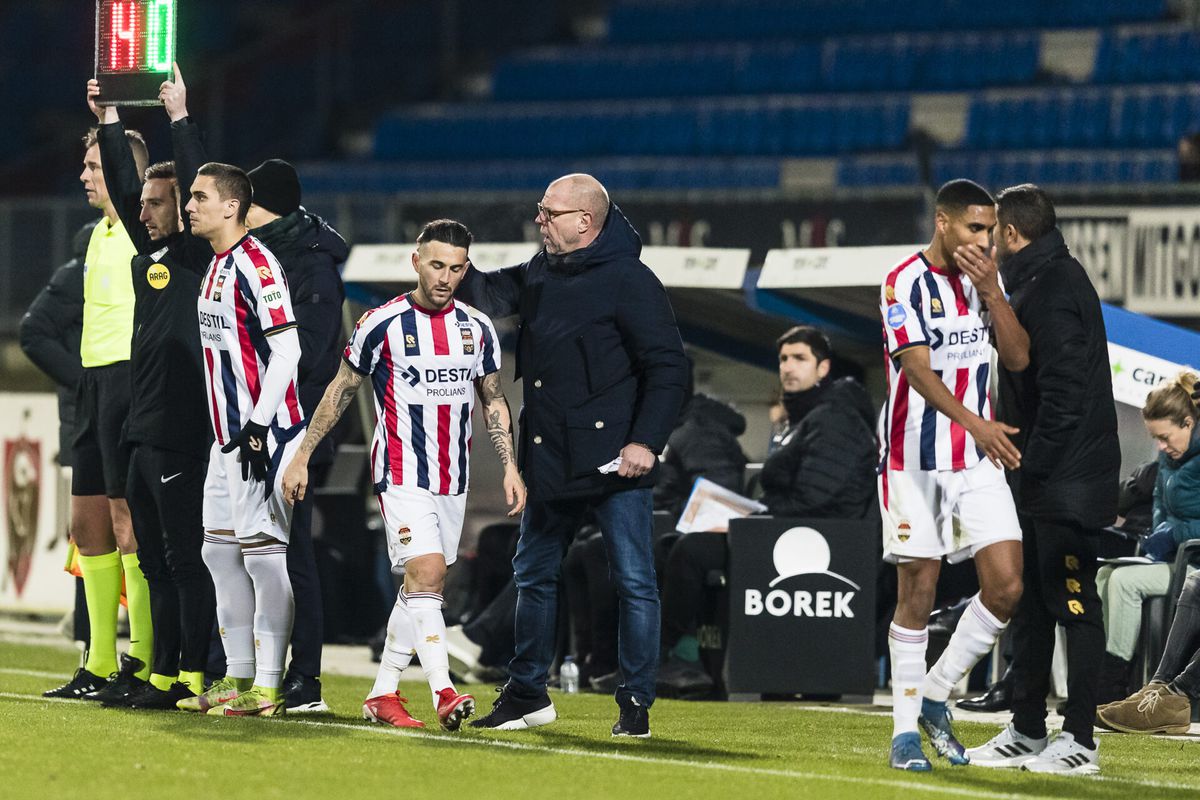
(560, 656, 580, 693)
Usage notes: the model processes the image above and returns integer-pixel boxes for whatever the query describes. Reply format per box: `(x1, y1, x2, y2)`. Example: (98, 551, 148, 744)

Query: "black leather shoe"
(956, 678, 1011, 713)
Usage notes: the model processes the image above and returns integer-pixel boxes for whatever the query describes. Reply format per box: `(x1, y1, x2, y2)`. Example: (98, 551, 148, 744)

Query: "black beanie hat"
(247, 159, 301, 216)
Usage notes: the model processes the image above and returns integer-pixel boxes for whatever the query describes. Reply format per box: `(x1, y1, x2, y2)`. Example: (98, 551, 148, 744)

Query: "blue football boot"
(918, 698, 969, 765)
(890, 731, 932, 771)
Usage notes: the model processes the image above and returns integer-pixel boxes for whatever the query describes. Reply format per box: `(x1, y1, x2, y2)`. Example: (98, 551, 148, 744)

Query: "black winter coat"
(654, 393, 747, 517)
(20, 222, 91, 463)
(997, 228, 1120, 528)
(457, 203, 689, 501)
(759, 378, 878, 519)
(252, 210, 348, 466)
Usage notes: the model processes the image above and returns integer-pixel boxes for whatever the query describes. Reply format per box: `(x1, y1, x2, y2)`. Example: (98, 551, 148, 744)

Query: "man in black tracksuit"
(93, 72, 216, 708)
(990, 184, 1120, 772)
(246, 159, 348, 712)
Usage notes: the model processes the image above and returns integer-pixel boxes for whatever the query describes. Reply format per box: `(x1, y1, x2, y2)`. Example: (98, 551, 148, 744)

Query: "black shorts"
(72, 362, 132, 498)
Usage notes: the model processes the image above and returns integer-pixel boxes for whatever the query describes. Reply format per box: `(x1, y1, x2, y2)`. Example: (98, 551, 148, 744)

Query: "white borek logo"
(768, 527, 861, 590)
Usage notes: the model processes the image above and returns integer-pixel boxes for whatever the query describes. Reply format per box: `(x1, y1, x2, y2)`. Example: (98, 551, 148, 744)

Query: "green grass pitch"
(1, 640, 1196, 799)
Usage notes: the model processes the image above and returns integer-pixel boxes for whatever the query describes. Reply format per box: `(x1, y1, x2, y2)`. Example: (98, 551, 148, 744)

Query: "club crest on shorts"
(398, 526, 412, 545)
(897, 521, 911, 542)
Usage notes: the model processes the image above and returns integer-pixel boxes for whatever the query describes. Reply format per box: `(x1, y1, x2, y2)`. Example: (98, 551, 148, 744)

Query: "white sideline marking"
(1, 692, 1195, 799)
(0, 667, 70, 680)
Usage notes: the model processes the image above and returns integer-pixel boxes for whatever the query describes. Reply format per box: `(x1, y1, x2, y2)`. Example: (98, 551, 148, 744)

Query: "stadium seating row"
(374, 99, 911, 160)
(493, 33, 1039, 101)
(966, 86, 1200, 149)
(1094, 27, 1200, 84)
(303, 147, 1176, 196)
(605, 0, 1165, 45)
(302, 157, 781, 194)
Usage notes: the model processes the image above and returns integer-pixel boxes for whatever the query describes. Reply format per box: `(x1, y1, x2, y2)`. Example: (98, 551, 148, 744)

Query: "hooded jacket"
(456, 203, 688, 500)
(1153, 430, 1200, 549)
(759, 377, 878, 519)
(252, 210, 348, 466)
(654, 393, 748, 517)
(997, 228, 1120, 528)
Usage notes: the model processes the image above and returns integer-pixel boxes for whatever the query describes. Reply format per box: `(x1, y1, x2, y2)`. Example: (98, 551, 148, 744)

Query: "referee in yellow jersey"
(44, 127, 155, 702)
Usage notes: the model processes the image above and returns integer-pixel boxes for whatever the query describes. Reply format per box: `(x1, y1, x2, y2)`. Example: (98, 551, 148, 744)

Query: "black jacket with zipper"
(456, 203, 689, 501)
(997, 228, 1120, 528)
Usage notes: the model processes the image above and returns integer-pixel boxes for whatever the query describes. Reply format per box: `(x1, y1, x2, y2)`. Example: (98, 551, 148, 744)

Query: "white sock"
(241, 542, 294, 690)
(407, 589, 452, 708)
(923, 593, 1006, 703)
(369, 589, 416, 700)
(889, 622, 928, 738)
(202, 534, 256, 680)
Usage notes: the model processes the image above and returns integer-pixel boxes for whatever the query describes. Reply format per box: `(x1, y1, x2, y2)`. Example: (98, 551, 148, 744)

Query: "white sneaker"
(1021, 732, 1099, 775)
(965, 723, 1047, 768)
(445, 625, 484, 679)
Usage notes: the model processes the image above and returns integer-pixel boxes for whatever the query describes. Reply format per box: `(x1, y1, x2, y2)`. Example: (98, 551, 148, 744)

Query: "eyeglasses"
(536, 202, 587, 221)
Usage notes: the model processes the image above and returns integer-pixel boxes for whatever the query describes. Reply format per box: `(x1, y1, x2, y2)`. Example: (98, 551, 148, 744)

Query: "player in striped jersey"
(879, 180, 1030, 771)
(182, 162, 304, 717)
(282, 219, 526, 731)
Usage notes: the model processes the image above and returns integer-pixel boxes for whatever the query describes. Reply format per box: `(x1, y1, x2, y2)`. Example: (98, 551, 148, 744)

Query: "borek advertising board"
(726, 517, 877, 695)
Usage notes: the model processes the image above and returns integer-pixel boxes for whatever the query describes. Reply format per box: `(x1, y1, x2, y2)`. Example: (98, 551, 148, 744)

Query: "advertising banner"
(0, 393, 70, 614)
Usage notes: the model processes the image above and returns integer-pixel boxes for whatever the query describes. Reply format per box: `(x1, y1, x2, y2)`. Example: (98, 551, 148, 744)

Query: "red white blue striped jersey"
(879, 251, 995, 472)
(197, 235, 303, 445)
(343, 294, 501, 496)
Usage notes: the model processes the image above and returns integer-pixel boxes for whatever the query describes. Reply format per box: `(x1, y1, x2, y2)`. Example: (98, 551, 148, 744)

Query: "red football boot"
(435, 687, 475, 731)
(362, 692, 425, 728)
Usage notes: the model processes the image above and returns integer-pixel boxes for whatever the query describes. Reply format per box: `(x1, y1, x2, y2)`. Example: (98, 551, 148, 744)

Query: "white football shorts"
(202, 425, 304, 543)
(377, 483, 467, 572)
(879, 457, 1021, 564)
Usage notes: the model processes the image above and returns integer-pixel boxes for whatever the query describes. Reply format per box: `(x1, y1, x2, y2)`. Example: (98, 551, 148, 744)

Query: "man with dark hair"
(657, 325, 876, 697)
(77, 70, 218, 709)
(182, 158, 305, 717)
(459, 173, 688, 737)
(42, 109, 154, 702)
(245, 158, 348, 714)
(967, 184, 1119, 775)
(282, 218, 524, 731)
(879, 179, 1028, 771)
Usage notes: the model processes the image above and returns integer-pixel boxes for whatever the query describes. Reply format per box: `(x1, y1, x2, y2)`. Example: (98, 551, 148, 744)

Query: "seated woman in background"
(1094, 372, 1200, 709)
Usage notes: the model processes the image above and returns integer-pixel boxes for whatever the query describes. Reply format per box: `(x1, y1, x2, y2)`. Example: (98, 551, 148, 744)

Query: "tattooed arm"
(475, 371, 527, 517)
(282, 362, 364, 504)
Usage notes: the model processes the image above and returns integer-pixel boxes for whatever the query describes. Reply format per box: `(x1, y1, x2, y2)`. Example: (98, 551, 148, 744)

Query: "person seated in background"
(1094, 372, 1200, 705)
(1095, 374, 1200, 734)
(656, 325, 876, 697)
(1098, 561, 1200, 736)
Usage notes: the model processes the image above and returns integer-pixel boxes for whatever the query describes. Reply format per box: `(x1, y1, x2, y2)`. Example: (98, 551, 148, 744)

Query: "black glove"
(220, 420, 271, 484)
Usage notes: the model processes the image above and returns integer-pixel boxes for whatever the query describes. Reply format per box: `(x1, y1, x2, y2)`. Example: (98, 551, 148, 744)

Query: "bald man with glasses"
(458, 174, 688, 737)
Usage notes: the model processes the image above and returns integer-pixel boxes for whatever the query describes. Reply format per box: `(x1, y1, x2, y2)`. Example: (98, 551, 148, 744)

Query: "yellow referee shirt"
(80, 215, 137, 368)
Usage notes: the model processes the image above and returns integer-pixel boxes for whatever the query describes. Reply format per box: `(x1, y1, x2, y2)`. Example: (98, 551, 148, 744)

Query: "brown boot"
(1095, 680, 1168, 729)
(1097, 688, 1191, 735)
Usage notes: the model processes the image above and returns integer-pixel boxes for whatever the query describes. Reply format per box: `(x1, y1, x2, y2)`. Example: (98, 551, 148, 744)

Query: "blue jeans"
(508, 487, 659, 706)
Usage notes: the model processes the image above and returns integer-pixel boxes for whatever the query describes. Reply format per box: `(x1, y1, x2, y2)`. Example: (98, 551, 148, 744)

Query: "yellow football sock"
(120, 552, 154, 680)
(79, 551, 122, 677)
(254, 685, 282, 703)
(233, 677, 255, 692)
(149, 672, 176, 691)
(179, 671, 205, 694)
